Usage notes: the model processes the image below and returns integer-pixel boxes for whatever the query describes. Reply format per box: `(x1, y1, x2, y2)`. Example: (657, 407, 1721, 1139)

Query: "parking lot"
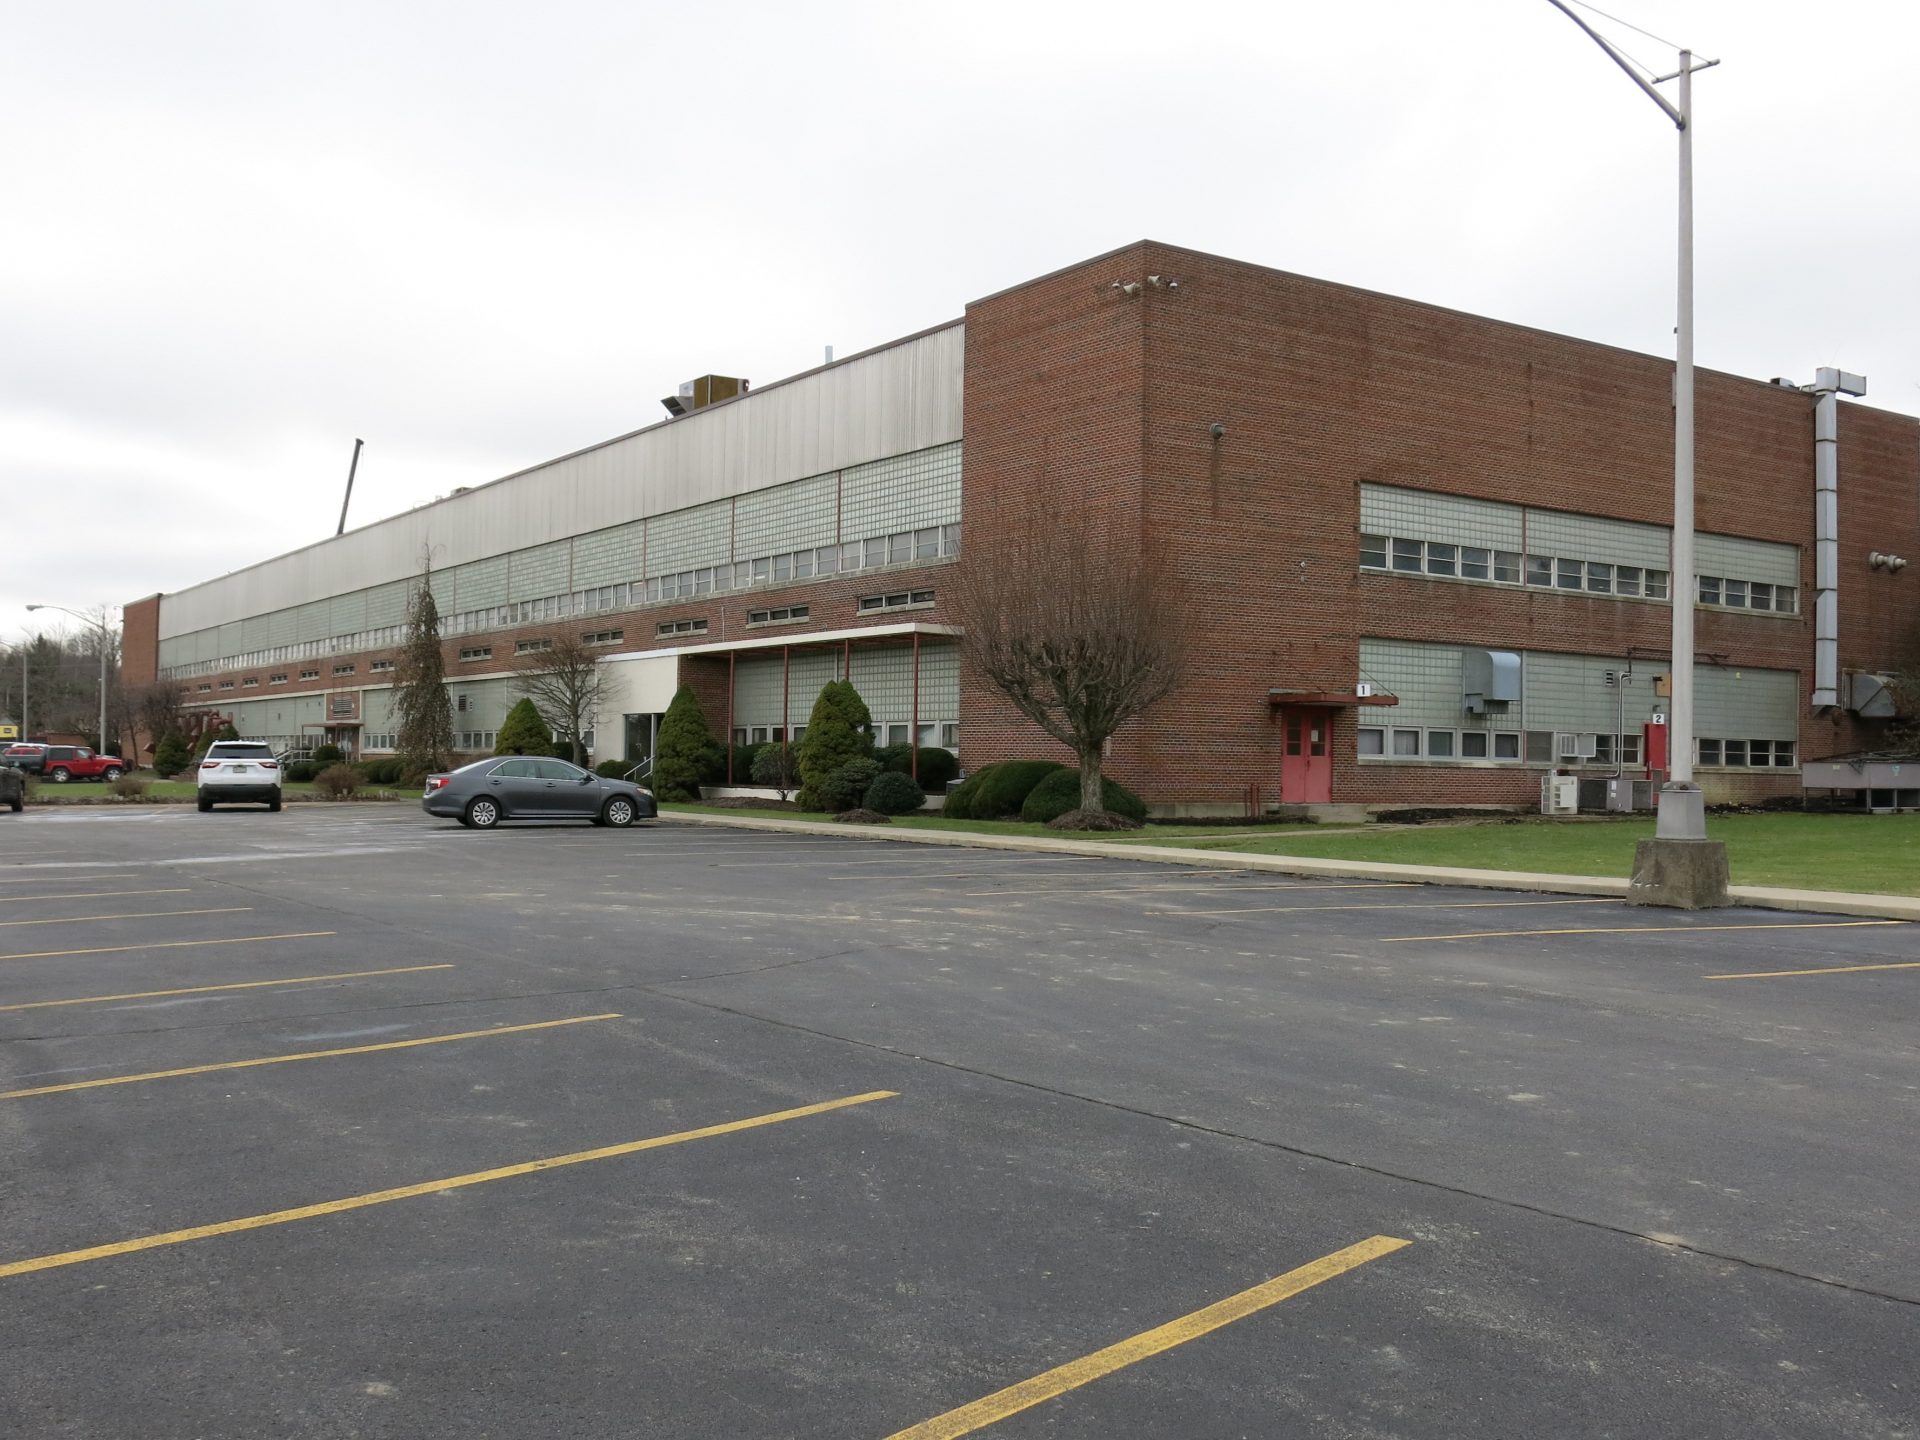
(2, 805, 1915, 1438)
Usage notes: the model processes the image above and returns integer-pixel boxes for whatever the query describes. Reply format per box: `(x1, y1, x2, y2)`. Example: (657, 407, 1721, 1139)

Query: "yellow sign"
(0, 724, 18, 741)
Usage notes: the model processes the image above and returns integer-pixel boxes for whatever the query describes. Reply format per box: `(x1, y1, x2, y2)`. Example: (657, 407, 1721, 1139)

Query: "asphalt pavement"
(0, 804, 1914, 1438)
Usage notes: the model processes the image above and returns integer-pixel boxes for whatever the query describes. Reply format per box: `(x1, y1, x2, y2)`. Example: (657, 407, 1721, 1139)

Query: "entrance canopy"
(1266, 688, 1398, 708)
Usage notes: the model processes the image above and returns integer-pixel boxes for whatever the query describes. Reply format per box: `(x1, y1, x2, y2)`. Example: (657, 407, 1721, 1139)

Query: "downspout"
(1803, 367, 1867, 708)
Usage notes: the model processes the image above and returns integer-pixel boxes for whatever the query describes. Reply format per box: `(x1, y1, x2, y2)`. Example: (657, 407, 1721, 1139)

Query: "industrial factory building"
(122, 240, 1919, 813)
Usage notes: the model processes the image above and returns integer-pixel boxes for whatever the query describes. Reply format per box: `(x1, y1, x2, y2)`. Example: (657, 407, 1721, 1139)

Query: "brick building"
(122, 241, 1919, 813)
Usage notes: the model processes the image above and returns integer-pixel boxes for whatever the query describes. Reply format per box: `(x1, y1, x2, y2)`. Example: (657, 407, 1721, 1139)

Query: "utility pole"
(1543, 2, 1727, 908)
(26, 604, 114, 757)
(337, 438, 364, 537)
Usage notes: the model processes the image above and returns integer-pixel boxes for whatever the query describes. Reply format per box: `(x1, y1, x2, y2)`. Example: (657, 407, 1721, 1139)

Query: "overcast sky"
(4, 0, 1915, 648)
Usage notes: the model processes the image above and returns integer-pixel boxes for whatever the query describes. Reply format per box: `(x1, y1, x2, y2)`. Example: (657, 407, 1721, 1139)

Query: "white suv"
(197, 740, 283, 812)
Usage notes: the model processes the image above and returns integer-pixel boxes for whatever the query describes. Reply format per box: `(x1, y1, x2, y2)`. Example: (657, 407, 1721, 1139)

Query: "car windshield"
(208, 743, 275, 759)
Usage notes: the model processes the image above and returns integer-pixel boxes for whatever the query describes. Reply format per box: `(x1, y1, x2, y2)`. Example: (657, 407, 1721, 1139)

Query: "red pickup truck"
(30, 746, 128, 783)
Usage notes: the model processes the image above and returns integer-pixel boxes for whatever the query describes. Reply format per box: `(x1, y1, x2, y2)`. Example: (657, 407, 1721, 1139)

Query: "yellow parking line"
(0, 1089, 897, 1278)
(0, 964, 455, 1014)
(882, 1236, 1410, 1439)
(0, 1013, 620, 1101)
(0, 888, 194, 904)
(0, 931, 334, 963)
(1706, 959, 1920, 981)
(1383, 920, 1905, 943)
(1149, 898, 1619, 917)
(0, 907, 252, 929)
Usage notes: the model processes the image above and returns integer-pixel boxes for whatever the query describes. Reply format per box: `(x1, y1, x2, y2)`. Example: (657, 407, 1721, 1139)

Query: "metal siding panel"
(1359, 485, 1523, 551)
(1695, 666, 1798, 737)
(1696, 533, 1800, 588)
(1523, 509, 1670, 571)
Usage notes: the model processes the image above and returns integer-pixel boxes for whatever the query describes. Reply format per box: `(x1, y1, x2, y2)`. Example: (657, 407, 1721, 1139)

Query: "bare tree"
(513, 633, 611, 767)
(952, 514, 1181, 822)
(394, 556, 454, 775)
(129, 680, 186, 757)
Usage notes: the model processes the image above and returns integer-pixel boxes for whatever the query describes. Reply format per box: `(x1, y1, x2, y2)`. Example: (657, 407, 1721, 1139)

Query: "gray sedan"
(421, 757, 657, 829)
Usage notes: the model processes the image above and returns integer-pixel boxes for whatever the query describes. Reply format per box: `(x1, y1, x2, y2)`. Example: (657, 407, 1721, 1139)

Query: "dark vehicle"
(0, 763, 23, 813)
(422, 757, 656, 829)
(5, 745, 125, 782)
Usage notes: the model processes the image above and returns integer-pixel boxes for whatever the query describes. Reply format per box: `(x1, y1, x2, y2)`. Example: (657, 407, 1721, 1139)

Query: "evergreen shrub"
(942, 760, 1063, 820)
(864, 770, 926, 815)
(820, 757, 883, 813)
(1018, 769, 1148, 825)
(794, 681, 872, 809)
(652, 685, 723, 801)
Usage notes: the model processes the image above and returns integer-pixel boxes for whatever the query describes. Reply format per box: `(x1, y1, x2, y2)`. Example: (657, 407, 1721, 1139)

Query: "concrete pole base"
(1628, 838, 1731, 909)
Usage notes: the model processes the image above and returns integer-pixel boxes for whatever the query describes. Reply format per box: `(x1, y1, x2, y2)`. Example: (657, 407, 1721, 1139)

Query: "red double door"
(1279, 707, 1333, 804)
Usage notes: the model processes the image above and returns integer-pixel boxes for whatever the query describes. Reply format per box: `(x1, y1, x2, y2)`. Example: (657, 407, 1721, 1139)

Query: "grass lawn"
(23, 777, 408, 804)
(662, 803, 1920, 897)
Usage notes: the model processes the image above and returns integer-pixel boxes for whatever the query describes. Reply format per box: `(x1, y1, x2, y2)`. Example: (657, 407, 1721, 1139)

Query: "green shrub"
(795, 681, 873, 809)
(595, 759, 630, 779)
(821, 757, 884, 813)
(728, 743, 759, 783)
(314, 764, 362, 799)
(1018, 769, 1148, 825)
(653, 685, 723, 801)
(874, 744, 959, 794)
(152, 732, 190, 779)
(864, 770, 926, 815)
(283, 760, 320, 783)
(312, 742, 344, 765)
(495, 698, 554, 757)
(944, 760, 1064, 820)
(750, 743, 800, 789)
(362, 758, 404, 785)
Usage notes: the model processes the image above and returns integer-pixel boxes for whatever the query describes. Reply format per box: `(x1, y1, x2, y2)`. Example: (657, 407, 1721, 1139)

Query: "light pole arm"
(1541, 0, 1684, 128)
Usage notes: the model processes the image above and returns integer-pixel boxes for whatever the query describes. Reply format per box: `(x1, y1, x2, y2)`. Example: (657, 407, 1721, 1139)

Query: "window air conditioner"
(1556, 732, 1598, 761)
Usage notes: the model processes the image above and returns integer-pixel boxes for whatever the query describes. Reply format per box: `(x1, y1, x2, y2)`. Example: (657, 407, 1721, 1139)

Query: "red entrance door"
(1280, 708, 1333, 803)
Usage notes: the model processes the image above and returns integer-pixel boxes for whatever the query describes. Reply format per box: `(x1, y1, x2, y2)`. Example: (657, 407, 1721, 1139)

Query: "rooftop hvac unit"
(660, 374, 749, 417)
(1556, 731, 1598, 761)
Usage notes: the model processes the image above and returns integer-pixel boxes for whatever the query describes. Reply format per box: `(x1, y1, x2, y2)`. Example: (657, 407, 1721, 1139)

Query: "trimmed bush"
(864, 770, 926, 815)
(1019, 769, 1148, 825)
(359, 758, 404, 785)
(750, 743, 800, 789)
(495, 698, 554, 757)
(111, 774, 150, 798)
(283, 760, 320, 783)
(876, 744, 959, 794)
(832, 807, 891, 824)
(728, 743, 760, 784)
(943, 760, 1064, 820)
(1046, 808, 1143, 832)
(795, 681, 873, 810)
(312, 742, 344, 765)
(152, 732, 190, 779)
(652, 685, 724, 801)
(314, 764, 362, 799)
(820, 758, 883, 813)
(595, 759, 630, 779)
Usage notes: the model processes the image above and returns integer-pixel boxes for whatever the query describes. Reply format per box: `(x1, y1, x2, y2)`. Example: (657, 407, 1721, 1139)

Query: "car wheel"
(602, 797, 636, 828)
(8, 797, 20, 814)
(463, 796, 501, 829)
(49, 767, 71, 783)
(197, 792, 213, 813)
(103, 766, 124, 781)
(267, 793, 282, 813)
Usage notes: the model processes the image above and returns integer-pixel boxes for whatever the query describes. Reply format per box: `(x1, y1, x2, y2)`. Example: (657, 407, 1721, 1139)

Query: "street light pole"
(1543, 3, 1726, 905)
(26, 604, 115, 758)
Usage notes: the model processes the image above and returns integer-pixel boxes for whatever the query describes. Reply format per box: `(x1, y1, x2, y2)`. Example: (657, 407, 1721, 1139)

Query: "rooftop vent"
(661, 374, 749, 417)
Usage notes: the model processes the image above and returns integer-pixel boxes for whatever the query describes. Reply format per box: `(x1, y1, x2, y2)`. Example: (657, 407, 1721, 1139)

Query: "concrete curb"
(658, 811, 1920, 921)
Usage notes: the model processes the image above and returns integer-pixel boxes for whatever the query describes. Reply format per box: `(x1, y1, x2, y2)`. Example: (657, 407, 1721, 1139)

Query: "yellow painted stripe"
(0, 888, 193, 904)
(0, 907, 251, 929)
(0, 1013, 620, 1101)
(1706, 959, 1920, 981)
(0, 931, 334, 963)
(0, 964, 455, 1014)
(883, 1236, 1410, 1440)
(0, 1090, 897, 1278)
(1149, 898, 1619, 917)
(1383, 920, 1904, 943)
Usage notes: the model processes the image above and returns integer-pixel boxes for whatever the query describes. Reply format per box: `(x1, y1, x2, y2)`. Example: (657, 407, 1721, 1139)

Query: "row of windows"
(583, 630, 623, 646)
(160, 524, 962, 680)
(747, 606, 810, 626)
(1697, 576, 1797, 613)
(733, 722, 959, 750)
(657, 618, 708, 637)
(456, 730, 497, 751)
(1698, 738, 1798, 768)
(1363, 535, 1674, 599)
(1360, 728, 1647, 764)
(363, 733, 395, 751)
(515, 639, 552, 655)
(857, 589, 935, 614)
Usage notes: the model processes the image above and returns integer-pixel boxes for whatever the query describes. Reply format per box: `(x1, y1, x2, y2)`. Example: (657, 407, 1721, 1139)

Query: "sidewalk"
(662, 811, 1920, 922)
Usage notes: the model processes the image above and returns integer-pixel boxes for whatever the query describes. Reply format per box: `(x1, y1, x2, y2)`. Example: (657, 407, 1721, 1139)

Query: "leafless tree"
(130, 681, 186, 754)
(951, 513, 1181, 821)
(513, 633, 612, 767)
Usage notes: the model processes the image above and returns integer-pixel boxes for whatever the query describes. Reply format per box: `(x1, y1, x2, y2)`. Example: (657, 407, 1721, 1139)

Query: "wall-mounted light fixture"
(1869, 551, 1909, 571)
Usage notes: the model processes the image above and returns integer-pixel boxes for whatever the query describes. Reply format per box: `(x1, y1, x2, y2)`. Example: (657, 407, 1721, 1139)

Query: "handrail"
(622, 755, 654, 783)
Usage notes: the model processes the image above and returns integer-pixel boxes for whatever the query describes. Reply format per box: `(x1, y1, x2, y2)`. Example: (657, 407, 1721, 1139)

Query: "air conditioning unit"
(1555, 732, 1598, 760)
(1540, 774, 1579, 815)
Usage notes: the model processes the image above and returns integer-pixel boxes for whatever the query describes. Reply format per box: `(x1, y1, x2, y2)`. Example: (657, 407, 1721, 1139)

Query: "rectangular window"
(916, 527, 941, 559)
(864, 537, 889, 568)
(886, 723, 911, 747)
(1426, 730, 1456, 758)
(1746, 740, 1772, 767)
(269, 674, 288, 685)
(332, 663, 355, 676)
(218, 680, 235, 690)
(1593, 733, 1614, 764)
(198, 683, 212, 692)
(911, 590, 933, 605)
(1773, 740, 1796, 767)
(582, 630, 623, 645)
(889, 532, 914, 564)
(1723, 579, 1747, 608)
(1459, 546, 1490, 580)
(1646, 570, 1670, 600)
(299, 669, 320, 681)
(1698, 575, 1720, 605)
(941, 722, 959, 748)
(1556, 558, 1583, 591)
(1776, 585, 1797, 613)
(1585, 562, 1612, 594)
(655, 619, 708, 637)
(1357, 727, 1384, 756)
(841, 540, 862, 572)
(942, 523, 962, 557)
(1616, 565, 1642, 597)
(792, 549, 814, 579)
(1391, 539, 1423, 573)
(1494, 732, 1521, 760)
(1391, 729, 1421, 757)
(1698, 738, 1721, 766)
(1360, 534, 1388, 569)
(816, 546, 840, 575)
(1525, 731, 1555, 763)
(1748, 583, 1772, 612)
(1723, 739, 1748, 767)
(1425, 542, 1457, 577)
(242, 677, 259, 687)
(1460, 731, 1489, 758)
(1527, 554, 1554, 587)
(515, 639, 552, 655)
(1621, 734, 1642, 766)
(772, 553, 791, 582)
(1494, 551, 1521, 585)
(459, 647, 491, 662)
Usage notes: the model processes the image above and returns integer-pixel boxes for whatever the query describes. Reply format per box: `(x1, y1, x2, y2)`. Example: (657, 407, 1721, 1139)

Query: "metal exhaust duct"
(1804, 367, 1867, 708)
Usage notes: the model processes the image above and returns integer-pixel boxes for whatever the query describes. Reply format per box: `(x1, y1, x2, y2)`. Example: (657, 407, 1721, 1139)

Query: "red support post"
(910, 631, 920, 782)
(781, 645, 791, 773)
(726, 652, 736, 784)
